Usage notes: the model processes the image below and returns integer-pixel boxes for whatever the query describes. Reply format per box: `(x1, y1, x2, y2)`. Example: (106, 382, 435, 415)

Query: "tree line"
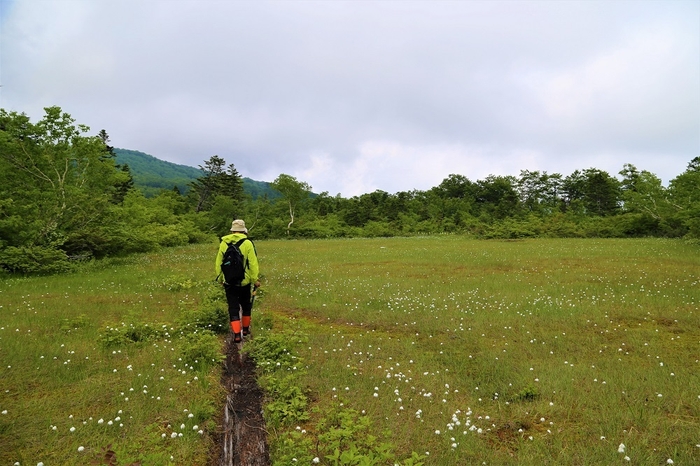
(1, 107, 698, 274)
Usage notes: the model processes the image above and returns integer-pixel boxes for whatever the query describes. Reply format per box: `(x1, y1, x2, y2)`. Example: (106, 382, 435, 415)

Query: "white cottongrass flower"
(618, 444, 625, 453)
(666, 460, 674, 464)
(78, 446, 85, 452)
(171, 432, 178, 438)
(312, 458, 320, 464)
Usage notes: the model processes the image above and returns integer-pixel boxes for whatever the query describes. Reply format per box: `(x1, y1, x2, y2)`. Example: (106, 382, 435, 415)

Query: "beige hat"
(230, 219, 248, 233)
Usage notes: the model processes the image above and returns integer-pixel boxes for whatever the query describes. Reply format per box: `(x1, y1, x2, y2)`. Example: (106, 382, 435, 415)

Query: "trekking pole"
(251, 284, 259, 308)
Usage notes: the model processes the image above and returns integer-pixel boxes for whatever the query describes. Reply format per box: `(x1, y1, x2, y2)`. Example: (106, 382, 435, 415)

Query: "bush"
(361, 221, 395, 238)
(178, 301, 229, 335)
(246, 332, 304, 374)
(260, 373, 310, 428)
(98, 322, 166, 347)
(178, 330, 224, 370)
(0, 245, 72, 274)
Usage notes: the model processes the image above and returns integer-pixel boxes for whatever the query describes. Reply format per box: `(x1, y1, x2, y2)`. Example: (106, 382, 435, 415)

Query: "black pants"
(224, 283, 252, 322)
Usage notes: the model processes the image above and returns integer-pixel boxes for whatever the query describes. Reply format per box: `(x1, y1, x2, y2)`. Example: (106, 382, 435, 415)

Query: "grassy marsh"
(1, 237, 698, 465)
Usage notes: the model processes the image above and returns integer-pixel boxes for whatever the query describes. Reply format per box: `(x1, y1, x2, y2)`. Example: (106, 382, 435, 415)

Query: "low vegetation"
(1, 237, 698, 464)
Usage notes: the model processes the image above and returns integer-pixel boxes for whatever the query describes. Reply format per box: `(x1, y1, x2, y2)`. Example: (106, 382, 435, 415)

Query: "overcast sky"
(2, 0, 698, 196)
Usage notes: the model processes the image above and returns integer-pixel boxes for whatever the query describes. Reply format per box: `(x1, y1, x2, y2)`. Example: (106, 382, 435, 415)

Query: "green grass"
(259, 237, 700, 464)
(0, 247, 223, 465)
(1, 237, 699, 465)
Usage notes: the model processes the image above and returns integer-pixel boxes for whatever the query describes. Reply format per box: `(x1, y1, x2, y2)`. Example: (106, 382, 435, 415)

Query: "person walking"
(215, 219, 261, 343)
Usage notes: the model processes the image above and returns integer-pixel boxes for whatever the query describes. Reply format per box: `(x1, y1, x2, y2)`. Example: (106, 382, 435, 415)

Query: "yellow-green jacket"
(215, 233, 259, 285)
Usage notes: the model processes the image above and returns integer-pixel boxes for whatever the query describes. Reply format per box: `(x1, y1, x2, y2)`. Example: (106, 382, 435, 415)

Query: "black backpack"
(220, 238, 248, 285)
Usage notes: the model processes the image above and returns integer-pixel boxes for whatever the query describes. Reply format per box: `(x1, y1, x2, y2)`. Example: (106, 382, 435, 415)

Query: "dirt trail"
(212, 334, 270, 466)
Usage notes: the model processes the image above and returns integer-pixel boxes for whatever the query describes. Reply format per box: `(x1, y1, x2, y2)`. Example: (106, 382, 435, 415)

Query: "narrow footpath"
(213, 334, 270, 466)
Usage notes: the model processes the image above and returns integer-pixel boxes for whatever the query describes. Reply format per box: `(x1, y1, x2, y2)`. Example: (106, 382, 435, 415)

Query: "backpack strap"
(235, 237, 250, 271)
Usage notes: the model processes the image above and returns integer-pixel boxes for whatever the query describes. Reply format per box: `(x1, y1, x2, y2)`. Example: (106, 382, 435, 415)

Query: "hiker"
(215, 219, 261, 343)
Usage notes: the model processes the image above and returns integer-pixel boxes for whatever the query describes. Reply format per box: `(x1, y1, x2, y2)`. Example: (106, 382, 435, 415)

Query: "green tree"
(434, 174, 475, 200)
(0, 107, 130, 270)
(98, 130, 134, 204)
(667, 157, 700, 237)
(0, 108, 127, 247)
(582, 168, 621, 216)
(562, 169, 620, 216)
(516, 170, 563, 215)
(619, 164, 667, 219)
(474, 175, 519, 220)
(189, 155, 244, 212)
(271, 174, 312, 235)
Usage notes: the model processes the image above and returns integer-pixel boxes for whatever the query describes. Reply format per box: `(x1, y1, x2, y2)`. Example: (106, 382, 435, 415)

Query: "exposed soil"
(211, 334, 270, 466)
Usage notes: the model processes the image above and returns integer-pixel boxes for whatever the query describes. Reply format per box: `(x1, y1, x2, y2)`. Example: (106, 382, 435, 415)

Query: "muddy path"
(211, 335, 270, 466)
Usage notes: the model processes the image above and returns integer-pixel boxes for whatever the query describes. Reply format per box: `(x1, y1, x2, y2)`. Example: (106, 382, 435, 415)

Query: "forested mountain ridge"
(114, 148, 280, 199)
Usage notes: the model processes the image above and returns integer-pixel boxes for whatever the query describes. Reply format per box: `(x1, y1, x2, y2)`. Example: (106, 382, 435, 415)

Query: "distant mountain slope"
(114, 148, 280, 199)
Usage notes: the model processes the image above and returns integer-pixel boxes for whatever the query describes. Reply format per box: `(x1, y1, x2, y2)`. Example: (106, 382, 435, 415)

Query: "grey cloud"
(2, 0, 698, 195)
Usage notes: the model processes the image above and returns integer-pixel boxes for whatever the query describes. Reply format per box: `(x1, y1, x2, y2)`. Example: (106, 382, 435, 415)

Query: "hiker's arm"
(214, 242, 225, 282)
(246, 243, 260, 285)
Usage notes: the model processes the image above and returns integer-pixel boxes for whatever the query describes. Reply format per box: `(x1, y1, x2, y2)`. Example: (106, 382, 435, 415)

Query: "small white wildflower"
(618, 443, 625, 453)
(78, 446, 85, 452)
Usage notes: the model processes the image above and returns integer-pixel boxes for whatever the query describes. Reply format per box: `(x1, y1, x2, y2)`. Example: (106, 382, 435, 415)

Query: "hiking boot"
(242, 327, 251, 338)
(233, 333, 242, 344)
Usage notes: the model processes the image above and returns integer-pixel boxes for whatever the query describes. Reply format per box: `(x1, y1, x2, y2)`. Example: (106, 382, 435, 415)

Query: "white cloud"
(2, 0, 698, 195)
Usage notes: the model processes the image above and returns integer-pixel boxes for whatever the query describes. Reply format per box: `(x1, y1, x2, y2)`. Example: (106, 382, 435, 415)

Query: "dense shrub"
(178, 330, 225, 370)
(0, 246, 72, 274)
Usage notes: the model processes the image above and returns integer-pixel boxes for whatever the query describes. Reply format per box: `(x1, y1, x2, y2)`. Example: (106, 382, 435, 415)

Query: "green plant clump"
(179, 330, 225, 370)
